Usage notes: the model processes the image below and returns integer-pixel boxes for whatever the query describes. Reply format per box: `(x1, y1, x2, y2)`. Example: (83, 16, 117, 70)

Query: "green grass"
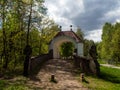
(100, 66, 120, 83)
(0, 80, 6, 90)
(0, 76, 30, 90)
(82, 66, 120, 90)
(0, 76, 43, 90)
(4, 85, 29, 90)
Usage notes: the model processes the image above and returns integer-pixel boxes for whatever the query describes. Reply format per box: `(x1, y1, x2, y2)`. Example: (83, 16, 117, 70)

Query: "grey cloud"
(71, 0, 120, 31)
(45, 0, 120, 41)
(46, 0, 120, 31)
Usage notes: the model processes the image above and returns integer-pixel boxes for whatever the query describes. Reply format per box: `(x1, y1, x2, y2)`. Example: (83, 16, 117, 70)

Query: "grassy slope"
(83, 66, 120, 90)
(0, 76, 30, 90)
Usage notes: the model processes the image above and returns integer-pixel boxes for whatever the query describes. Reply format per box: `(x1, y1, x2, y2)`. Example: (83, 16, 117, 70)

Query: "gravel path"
(28, 59, 88, 90)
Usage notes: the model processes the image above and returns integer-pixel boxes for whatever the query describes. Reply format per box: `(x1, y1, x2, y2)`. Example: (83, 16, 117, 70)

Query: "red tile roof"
(54, 31, 82, 43)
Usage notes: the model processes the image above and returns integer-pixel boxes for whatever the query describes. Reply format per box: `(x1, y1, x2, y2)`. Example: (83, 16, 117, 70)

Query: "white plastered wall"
(77, 43, 84, 56)
(49, 36, 83, 58)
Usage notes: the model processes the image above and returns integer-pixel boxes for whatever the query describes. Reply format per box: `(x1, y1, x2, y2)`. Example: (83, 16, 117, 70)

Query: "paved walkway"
(28, 59, 88, 90)
(101, 64, 120, 69)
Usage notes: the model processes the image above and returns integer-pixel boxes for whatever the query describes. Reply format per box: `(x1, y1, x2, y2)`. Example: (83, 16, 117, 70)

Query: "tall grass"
(83, 66, 120, 90)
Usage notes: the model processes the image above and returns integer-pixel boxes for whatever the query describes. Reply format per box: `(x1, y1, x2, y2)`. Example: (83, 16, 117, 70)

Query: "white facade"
(77, 43, 84, 56)
(49, 35, 84, 59)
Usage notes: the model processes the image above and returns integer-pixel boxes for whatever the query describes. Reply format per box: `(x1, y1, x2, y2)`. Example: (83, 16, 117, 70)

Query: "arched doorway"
(59, 41, 74, 59)
(49, 31, 83, 59)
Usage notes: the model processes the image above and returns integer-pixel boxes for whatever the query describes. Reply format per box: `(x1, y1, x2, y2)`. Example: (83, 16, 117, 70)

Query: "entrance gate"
(49, 31, 83, 59)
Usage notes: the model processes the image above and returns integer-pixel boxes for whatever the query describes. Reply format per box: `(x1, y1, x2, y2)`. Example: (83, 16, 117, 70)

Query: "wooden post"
(51, 74, 55, 81)
(80, 73, 85, 82)
(50, 74, 57, 83)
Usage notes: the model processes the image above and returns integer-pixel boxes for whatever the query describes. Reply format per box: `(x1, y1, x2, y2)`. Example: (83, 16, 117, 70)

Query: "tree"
(23, 0, 47, 77)
(38, 17, 60, 54)
(60, 42, 74, 58)
(76, 27, 84, 41)
(111, 23, 120, 63)
(0, 0, 8, 69)
(98, 22, 120, 64)
(84, 39, 94, 56)
(0, 0, 28, 70)
(0, 0, 48, 75)
(101, 22, 113, 60)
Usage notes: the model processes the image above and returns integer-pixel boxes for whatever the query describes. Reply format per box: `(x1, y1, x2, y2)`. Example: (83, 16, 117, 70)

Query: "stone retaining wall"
(73, 55, 100, 76)
(29, 50, 53, 75)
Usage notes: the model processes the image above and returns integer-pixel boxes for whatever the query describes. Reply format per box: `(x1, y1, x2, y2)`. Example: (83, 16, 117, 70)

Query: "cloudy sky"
(44, 0, 120, 42)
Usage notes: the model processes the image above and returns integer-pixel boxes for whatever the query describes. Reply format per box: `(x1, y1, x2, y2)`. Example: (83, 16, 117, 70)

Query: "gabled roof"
(54, 31, 82, 43)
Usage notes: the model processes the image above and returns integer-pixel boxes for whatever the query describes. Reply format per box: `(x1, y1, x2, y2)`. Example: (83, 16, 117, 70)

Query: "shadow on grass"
(99, 66, 120, 83)
(0, 80, 7, 90)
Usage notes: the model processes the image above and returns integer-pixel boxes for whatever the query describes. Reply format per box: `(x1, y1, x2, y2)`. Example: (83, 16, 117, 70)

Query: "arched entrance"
(49, 31, 83, 59)
(60, 41, 74, 58)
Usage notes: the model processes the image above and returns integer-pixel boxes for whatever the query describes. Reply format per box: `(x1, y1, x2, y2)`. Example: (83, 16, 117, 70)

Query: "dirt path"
(101, 64, 120, 69)
(27, 59, 88, 90)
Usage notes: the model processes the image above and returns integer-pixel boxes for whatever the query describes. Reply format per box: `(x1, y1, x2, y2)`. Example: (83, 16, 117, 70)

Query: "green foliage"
(38, 21, 59, 54)
(98, 59, 107, 64)
(29, 29, 40, 56)
(98, 22, 120, 64)
(83, 39, 94, 56)
(101, 22, 113, 59)
(60, 42, 74, 57)
(0, 0, 59, 75)
(75, 27, 94, 57)
(29, 23, 59, 55)
(76, 27, 84, 41)
(111, 26, 120, 62)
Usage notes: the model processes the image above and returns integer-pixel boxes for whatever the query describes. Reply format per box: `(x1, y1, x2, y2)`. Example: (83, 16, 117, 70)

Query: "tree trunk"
(2, 1, 8, 69)
(23, 3, 33, 77)
(23, 55, 30, 76)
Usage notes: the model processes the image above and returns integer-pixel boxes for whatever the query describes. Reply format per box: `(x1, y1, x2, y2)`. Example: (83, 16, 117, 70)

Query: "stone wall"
(29, 50, 53, 75)
(73, 55, 100, 76)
